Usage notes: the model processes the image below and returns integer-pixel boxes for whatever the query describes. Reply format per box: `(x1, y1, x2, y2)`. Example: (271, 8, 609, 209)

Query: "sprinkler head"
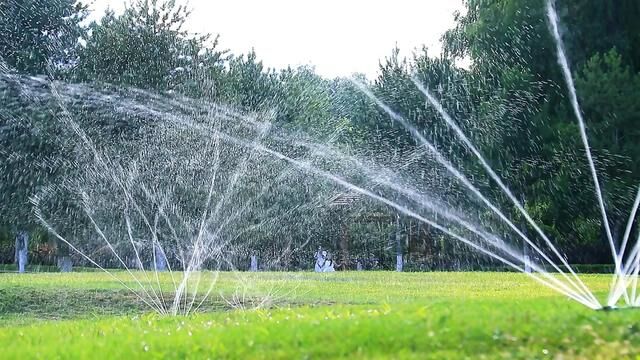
(597, 305, 640, 312)
(598, 305, 619, 311)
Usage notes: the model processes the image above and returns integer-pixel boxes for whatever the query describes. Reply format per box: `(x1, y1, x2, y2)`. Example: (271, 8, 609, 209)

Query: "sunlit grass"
(0, 271, 638, 358)
(0, 270, 616, 300)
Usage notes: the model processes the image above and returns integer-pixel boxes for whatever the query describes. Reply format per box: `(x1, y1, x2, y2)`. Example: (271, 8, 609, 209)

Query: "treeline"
(1, 0, 639, 270)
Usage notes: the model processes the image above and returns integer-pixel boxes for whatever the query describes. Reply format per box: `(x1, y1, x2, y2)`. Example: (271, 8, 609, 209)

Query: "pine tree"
(0, 0, 88, 75)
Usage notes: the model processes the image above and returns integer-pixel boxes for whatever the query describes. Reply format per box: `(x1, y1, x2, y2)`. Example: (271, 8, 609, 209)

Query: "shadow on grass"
(0, 287, 147, 321)
(0, 287, 343, 325)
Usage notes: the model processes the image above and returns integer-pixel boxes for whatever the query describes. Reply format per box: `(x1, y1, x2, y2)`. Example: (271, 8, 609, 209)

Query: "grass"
(0, 271, 639, 359)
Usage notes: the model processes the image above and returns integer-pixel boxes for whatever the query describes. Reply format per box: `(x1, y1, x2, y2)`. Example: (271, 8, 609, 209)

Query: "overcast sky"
(88, 0, 463, 78)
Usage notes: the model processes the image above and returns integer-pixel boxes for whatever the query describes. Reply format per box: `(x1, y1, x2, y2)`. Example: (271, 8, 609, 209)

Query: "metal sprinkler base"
(598, 306, 617, 311)
(598, 305, 640, 311)
(598, 306, 639, 311)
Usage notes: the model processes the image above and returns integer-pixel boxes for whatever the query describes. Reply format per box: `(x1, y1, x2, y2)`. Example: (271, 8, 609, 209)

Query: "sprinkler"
(598, 305, 639, 312)
(599, 306, 617, 311)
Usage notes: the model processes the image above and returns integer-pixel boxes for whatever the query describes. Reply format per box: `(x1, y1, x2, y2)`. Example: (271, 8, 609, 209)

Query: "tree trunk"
(520, 194, 531, 273)
(15, 231, 28, 273)
(154, 243, 167, 271)
(56, 239, 73, 272)
(523, 243, 531, 273)
(250, 255, 258, 272)
(395, 215, 403, 272)
(340, 221, 350, 270)
(57, 256, 73, 272)
(407, 220, 412, 264)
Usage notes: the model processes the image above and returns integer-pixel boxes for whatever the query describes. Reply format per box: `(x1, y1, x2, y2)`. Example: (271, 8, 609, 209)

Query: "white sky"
(87, 0, 463, 78)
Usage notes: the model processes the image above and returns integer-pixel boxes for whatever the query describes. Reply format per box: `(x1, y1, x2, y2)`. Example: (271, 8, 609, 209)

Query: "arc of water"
(80, 194, 168, 312)
(48, 81, 181, 313)
(150, 213, 170, 310)
(207, 128, 346, 247)
(185, 121, 272, 314)
(67, 76, 604, 306)
(177, 183, 220, 314)
(172, 115, 223, 315)
(545, 0, 620, 306)
(190, 212, 285, 314)
(295, 139, 596, 304)
(24, 75, 169, 311)
(632, 252, 640, 305)
(353, 80, 599, 306)
(192, 267, 222, 314)
(410, 77, 598, 305)
(176, 112, 272, 314)
(191, 197, 325, 314)
(608, 186, 640, 305)
(618, 186, 640, 263)
(255, 143, 599, 308)
(175, 119, 599, 309)
(31, 199, 164, 313)
(123, 207, 166, 311)
(136, 182, 185, 298)
(609, 231, 640, 305)
(132, 149, 211, 313)
(628, 254, 640, 305)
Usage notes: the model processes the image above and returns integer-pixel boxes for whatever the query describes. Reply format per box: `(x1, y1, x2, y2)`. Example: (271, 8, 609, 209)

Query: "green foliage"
(436, 0, 640, 262)
(75, 0, 225, 92)
(576, 48, 640, 178)
(0, 75, 71, 232)
(217, 51, 278, 110)
(0, 0, 88, 75)
(1, 0, 639, 267)
(276, 66, 335, 136)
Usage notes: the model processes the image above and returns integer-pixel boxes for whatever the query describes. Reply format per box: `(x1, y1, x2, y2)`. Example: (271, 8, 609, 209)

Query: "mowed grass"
(1, 271, 639, 359)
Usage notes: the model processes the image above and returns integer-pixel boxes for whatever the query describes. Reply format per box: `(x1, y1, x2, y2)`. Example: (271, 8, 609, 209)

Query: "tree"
(217, 50, 279, 111)
(0, 74, 74, 269)
(276, 66, 336, 137)
(0, 0, 87, 75)
(441, 0, 640, 262)
(76, 0, 225, 93)
(575, 49, 640, 247)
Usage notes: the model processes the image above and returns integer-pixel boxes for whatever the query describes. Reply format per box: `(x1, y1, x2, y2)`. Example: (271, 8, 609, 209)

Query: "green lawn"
(0, 271, 638, 359)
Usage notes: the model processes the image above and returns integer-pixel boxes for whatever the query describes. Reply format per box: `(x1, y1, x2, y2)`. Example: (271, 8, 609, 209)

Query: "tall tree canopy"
(0, 0, 87, 75)
(76, 0, 225, 92)
(1, 0, 639, 269)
